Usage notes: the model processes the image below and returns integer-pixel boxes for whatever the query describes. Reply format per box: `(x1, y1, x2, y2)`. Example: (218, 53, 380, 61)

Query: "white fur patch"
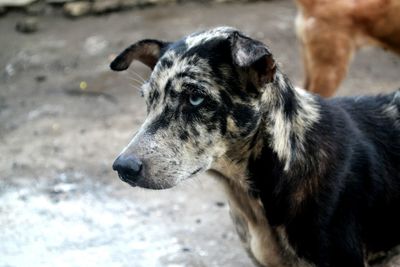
(264, 72, 320, 170)
(383, 92, 400, 128)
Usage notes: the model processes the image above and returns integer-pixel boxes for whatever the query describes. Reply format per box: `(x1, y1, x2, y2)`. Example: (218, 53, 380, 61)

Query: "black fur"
(111, 28, 400, 267)
(249, 91, 400, 267)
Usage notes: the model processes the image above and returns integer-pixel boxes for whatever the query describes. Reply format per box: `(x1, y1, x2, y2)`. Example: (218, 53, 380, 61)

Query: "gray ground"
(1, 1, 400, 266)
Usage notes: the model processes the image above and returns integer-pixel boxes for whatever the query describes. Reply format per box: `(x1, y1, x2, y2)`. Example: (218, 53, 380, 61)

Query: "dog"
(110, 27, 400, 267)
(295, 0, 400, 97)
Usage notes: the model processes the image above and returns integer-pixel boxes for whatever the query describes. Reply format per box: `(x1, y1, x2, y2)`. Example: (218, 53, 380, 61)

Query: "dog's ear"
(230, 32, 276, 86)
(110, 39, 170, 71)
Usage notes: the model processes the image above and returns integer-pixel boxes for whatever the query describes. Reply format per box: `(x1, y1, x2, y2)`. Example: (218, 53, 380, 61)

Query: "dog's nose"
(112, 154, 143, 184)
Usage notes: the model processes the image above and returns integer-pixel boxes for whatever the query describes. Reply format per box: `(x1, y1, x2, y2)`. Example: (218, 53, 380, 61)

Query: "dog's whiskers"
(129, 69, 147, 83)
(129, 84, 142, 93)
(127, 76, 144, 85)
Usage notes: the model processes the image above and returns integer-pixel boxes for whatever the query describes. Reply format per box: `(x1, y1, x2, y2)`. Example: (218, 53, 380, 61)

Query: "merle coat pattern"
(110, 27, 400, 267)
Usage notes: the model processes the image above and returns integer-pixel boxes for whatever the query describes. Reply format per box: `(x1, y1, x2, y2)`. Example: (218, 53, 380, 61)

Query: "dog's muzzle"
(112, 154, 143, 187)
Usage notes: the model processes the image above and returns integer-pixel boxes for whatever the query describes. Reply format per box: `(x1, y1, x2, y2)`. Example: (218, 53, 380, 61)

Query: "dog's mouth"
(117, 173, 138, 187)
(117, 173, 174, 190)
(118, 167, 205, 190)
(190, 167, 203, 177)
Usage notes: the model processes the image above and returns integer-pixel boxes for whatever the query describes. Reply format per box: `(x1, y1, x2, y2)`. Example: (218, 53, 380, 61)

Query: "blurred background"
(0, 0, 399, 266)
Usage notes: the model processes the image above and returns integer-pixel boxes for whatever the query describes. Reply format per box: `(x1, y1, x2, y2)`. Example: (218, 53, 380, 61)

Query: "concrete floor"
(1, 1, 400, 266)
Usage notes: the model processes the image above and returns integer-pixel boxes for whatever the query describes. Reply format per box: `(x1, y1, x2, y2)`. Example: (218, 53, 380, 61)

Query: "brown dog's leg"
(298, 19, 355, 97)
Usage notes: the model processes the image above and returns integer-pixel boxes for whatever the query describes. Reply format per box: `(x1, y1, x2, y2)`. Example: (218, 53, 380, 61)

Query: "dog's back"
(327, 90, 400, 253)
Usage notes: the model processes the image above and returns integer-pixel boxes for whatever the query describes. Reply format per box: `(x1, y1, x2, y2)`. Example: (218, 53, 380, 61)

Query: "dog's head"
(111, 27, 277, 189)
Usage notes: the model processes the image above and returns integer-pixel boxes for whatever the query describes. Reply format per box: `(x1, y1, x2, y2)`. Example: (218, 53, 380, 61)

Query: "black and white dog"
(110, 27, 400, 267)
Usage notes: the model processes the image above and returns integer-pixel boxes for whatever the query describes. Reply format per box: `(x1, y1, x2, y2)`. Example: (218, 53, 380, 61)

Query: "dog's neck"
(213, 70, 322, 175)
(210, 70, 323, 224)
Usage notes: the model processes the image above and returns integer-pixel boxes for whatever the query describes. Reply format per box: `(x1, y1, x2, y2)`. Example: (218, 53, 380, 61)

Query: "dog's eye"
(189, 95, 204, 106)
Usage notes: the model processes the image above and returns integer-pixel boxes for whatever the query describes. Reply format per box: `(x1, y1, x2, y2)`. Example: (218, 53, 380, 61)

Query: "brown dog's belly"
(363, 25, 400, 54)
(354, 1, 400, 53)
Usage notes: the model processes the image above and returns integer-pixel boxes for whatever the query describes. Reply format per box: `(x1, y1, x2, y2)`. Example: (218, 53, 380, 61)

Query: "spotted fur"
(111, 27, 400, 267)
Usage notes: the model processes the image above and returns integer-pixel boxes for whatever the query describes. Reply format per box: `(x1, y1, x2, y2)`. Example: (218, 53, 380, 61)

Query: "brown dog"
(296, 0, 400, 97)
